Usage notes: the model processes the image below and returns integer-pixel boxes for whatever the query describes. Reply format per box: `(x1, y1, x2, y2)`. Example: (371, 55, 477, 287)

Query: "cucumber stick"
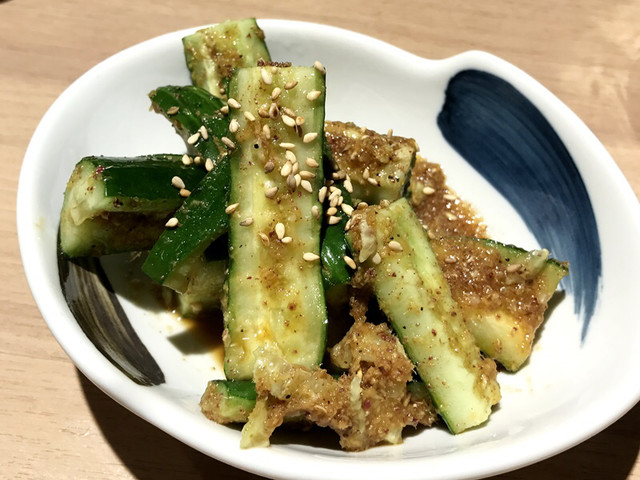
(347, 198, 501, 433)
(224, 65, 327, 380)
(183, 18, 271, 97)
(60, 155, 206, 257)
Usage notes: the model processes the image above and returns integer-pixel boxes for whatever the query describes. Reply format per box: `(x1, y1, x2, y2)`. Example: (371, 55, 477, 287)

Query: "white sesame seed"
(318, 186, 327, 203)
(344, 176, 353, 193)
(371, 252, 382, 265)
(275, 222, 285, 239)
(443, 193, 457, 201)
(281, 236, 293, 244)
(271, 66, 278, 74)
(280, 162, 292, 177)
(301, 179, 313, 193)
(221, 137, 235, 149)
(271, 87, 281, 100)
(179, 188, 191, 198)
(445, 255, 458, 264)
(303, 132, 318, 143)
(299, 170, 315, 180)
(279, 142, 295, 149)
(284, 80, 298, 90)
(328, 215, 341, 225)
(367, 177, 378, 186)
(283, 107, 295, 118)
(269, 102, 279, 119)
(198, 125, 209, 140)
(244, 111, 256, 122)
(423, 186, 436, 195)
(181, 154, 192, 166)
(165, 217, 179, 228)
(343, 256, 357, 269)
(363, 167, 370, 180)
(357, 202, 369, 209)
(507, 263, 522, 273)
(312, 205, 320, 218)
(291, 161, 299, 174)
(166, 106, 179, 115)
(329, 196, 339, 208)
(344, 219, 352, 231)
(187, 132, 200, 144)
(303, 252, 320, 262)
(239, 217, 253, 226)
(227, 98, 241, 109)
(171, 176, 185, 189)
(313, 60, 326, 73)
(306, 90, 322, 101)
(259, 232, 270, 245)
(282, 114, 296, 127)
(285, 150, 297, 163)
(258, 107, 269, 118)
(220, 105, 229, 114)
(445, 212, 457, 221)
(388, 240, 403, 252)
(294, 173, 301, 188)
(261, 68, 272, 85)
(205, 158, 214, 172)
(296, 116, 305, 126)
(341, 204, 354, 216)
(229, 118, 239, 133)
(332, 170, 346, 180)
(225, 203, 239, 214)
(326, 206, 338, 216)
(265, 186, 278, 198)
(306, 157, 319, 168)
(387, 128, 393, 138)
(262, 124, 271, 139)
(193, 156, 202, 165)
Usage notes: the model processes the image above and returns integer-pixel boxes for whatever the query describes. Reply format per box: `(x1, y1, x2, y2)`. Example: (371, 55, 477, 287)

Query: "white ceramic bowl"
(17, 19, 640, 480)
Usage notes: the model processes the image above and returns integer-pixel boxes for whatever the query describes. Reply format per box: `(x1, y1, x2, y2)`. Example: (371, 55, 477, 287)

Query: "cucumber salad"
(59, 19, 568, 450)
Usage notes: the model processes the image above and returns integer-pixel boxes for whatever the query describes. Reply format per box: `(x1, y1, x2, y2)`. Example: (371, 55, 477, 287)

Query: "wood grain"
(2, 0, 639, 478)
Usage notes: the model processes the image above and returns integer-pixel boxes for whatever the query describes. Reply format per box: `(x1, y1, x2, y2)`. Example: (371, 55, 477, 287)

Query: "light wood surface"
(2, 0, 639, 478)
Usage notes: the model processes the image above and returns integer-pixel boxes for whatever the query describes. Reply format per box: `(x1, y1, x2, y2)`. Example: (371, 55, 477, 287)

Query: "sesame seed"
(284, 80, 298, 90)
(269, 102, 279, 119)
(328, 215, 341, 225)
(265, 186, 278, 198)
(221, 137, 235, 149)
(341, 204, 354, 216)
(329, 196, 339, 208)
(306, 90, 322, 101)
(294, 173, 302, 188)
(363, 167, 370, 180)
(344, 219, 352, 231)
(171, 176, 185, 189)
(193, 156, 202, 165)
(181, 154, 192, 166)
(507, 263, 522, 273)
(301, 179, 313, 193)
(318, 186, 327, 203)
(281, 236, 293, 244)
(295, 116, 305, 126)
(313, 60, 326, 73)
(299, 170, 315, 180)
(198, 125, 209, 140)
(279, 142, 295, 149)
(303, 132, 318, 143)
(258, 107, 269, 118)
(275, 222, 285, 239)
(357, 201, 369, 209)
(239, 217, 253, 226)
(264, 161, 275, 173)
(332, 171, 346, 180)
(244, 111, 256, 122)
(303, 252, 320, 262)
(291, 161, 299, 174)
(312, 205, 320, 218)
(287, 174, 297, 191)
(306, 157, 319, 168)
(187, 132, 200, 144)
(205, 158, 214, 172)
(227, 98, 241, 109)
(367, 177, 378, 186)
(423, 186, 435, 195)
(280, 162, 292, 177)
(343, 256, 357, 269)
(326, 207, 338, 216)
(271, 87, 282, 100)
(179, 188, 191, 198)
(285, 150, 297, 163)
(282, 114, 296, 127)
(262, 124, 271, 139)
(380, 199, 390, 208)
(166, 106, 179, 115)
(261, 68, 273, 85)
(165, 217, 179, 228)
(444, 255, 458, 264)
(388, 240, 403, 252)
(372, 253, 382, 265)
(445, 212, 457, 221)
(220, 105, 229, 114)
(387, 129, 393, 138)
(219, 86, 226, 94)
(259, 232, 270, 245)
(344, 176, 353, 193)
(271, 66, 278, 74)
(225, 203, 239, 214)
(283, 107, 296, 117)
(229, 118, 239, 133)
(443, 193, 457, 201)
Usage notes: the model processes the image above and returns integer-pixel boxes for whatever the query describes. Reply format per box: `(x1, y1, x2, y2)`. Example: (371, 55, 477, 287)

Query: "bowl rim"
(16, 18, 640, 480)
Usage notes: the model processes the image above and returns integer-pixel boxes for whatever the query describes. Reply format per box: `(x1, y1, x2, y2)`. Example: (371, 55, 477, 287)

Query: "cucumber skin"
(321, 183, 354, 290)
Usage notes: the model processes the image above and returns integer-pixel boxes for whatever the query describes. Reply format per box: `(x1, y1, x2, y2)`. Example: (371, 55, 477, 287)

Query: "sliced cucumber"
(60, 155, 205, 257)
(183, 18, 271, 97)
(347, 198, 501, 433)
(224, 65, 327, 380)
(432, 236, 568, 371)
(200, 380, 258, 424)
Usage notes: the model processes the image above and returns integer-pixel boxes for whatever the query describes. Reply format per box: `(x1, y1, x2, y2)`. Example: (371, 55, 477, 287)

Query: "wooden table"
(2, 0, 639, 478)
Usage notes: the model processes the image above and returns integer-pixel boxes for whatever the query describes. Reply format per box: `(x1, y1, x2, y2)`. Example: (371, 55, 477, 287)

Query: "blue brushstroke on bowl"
(437, 69, 601, 339)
